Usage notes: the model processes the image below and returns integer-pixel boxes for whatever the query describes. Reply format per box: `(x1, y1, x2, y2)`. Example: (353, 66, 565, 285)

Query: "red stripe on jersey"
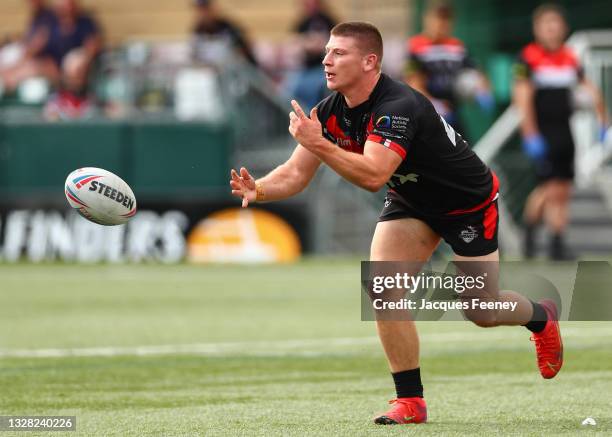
(367, 134, 407, 160)
(408, 34, 465, 54)
(366, 115, 374, 137)
(521, 42, 579, 69)
(326, 114, 344, 138)
(483, 202, 498, 240)
(446, 171, 499, 215)
(326, 115, 364, 154)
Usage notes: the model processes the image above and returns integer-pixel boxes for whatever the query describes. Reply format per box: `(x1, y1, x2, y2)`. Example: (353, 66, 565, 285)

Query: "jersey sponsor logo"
(376, 115, 410, 134)
(384, 196, 392, 207)
(325, 115, 364, 154)
(460, 225, 479, 243)
(387, 172, 419, 188)
(373, 130, 405, 140)
(391, 115, 410, 132)
(376, 115, 391, 128)
(336, 137, 355, 149)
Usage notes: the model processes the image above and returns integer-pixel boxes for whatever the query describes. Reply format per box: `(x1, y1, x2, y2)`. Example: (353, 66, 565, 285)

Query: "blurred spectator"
(284, 0, 336, 110)
(43, 0, 102, 120)
(0, 0, 59, 94)
(514, 4, 608, 260)
(44, 49, 95, 119)
(405, 1, 493, 137)
(191, 0, 257, 67)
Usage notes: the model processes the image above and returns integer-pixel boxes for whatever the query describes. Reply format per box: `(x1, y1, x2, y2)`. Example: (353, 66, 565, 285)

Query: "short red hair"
(331, 21, 383, 67)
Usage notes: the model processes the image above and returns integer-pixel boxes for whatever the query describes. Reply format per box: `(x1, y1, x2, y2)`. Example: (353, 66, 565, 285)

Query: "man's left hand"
(289, 100, 324, 151)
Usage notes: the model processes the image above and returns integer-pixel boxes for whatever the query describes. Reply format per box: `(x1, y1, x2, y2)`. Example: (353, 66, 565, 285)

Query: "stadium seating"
(0, 0, 410, 45)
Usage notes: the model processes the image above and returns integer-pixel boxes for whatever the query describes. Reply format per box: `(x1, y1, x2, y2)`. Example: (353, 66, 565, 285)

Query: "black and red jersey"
(316, 74, 495, 215)
(406, 34, 475, 106)
(514, 42, 583, 124)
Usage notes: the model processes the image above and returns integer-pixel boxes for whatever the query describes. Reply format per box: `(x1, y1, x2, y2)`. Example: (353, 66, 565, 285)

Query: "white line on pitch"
(0, 328, 610, 359)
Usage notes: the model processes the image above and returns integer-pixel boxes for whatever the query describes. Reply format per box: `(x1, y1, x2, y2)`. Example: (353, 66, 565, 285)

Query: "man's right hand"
(230, 167, 257, 208)
(522, 133, 548, 161)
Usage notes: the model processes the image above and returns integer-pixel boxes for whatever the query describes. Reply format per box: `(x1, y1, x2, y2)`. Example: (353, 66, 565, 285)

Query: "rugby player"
(405, 2, 494, 136)
(230, 22, 563, 425)
(514, 4, 609, 260)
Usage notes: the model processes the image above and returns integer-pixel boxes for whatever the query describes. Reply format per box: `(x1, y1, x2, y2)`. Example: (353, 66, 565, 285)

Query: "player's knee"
(469, 318, 499, 328)
(463, 310, 500, 328)
(546, 182, 570, 203)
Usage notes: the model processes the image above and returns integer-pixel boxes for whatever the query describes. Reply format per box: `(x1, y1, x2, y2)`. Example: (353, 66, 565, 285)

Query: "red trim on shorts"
(367, 134, 407, 160)
(483, 202, 498, 240)
(446, 171, 499, 216)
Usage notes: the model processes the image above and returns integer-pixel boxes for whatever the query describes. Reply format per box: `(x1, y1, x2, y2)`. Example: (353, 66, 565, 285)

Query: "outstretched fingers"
(230, 168, 253, 208)
(240, 167, 252, 181)
(291, 100, 307, 119)
(310, 106, 319, 122)
(230, 168, 242, 184)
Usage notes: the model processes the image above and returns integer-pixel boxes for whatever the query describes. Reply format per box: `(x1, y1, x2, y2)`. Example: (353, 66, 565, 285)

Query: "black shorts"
(536, 123, 575, 181)
(378, 191, 499, 257)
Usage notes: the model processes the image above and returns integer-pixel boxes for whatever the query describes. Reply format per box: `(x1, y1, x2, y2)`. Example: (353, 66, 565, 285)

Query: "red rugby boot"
(374, 397, 427, 425)
(531, 299, 563, 379)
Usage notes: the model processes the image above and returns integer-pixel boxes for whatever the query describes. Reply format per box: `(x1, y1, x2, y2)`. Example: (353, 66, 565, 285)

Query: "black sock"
(523, 301, 548, 333)
(523, 223, 537, 258)
(392, 368, 423, 398)
(551, 232, 562, 251)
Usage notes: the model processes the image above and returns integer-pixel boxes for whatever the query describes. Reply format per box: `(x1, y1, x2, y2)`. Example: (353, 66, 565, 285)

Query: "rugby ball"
(454, 69, 481, 100)
(572, 84, 595, 111)
(65, 167, 137, 226)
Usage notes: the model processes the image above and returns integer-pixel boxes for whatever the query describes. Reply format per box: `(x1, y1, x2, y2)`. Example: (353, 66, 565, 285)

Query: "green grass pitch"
(1, 260, 611, 436)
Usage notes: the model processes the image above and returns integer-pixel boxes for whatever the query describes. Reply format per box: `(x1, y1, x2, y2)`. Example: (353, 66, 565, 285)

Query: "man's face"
(54, 0, 77, 18)
(195, 4, 216, 25)
(28, 0, 45, 11)
(424, 13, 452, 41)
(302, 0, 321, 15)
(534, 11, 567, 50)
(322, 35, 368, 92)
